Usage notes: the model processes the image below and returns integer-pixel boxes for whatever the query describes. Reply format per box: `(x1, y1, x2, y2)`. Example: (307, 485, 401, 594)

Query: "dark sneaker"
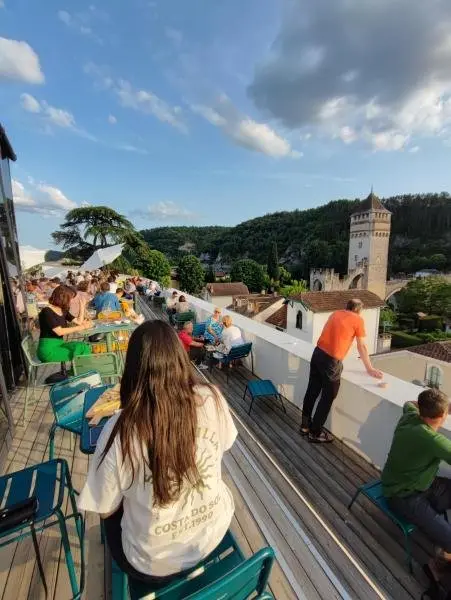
(308, 430, 334, 444)
(300, 419, 310, 436)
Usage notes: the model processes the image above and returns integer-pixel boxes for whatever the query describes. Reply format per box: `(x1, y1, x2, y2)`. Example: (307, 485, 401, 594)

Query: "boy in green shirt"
(382, 388, 451, 575)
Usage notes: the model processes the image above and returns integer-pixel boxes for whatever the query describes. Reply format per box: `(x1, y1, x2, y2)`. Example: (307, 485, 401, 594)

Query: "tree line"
(140, 193, 451, 279)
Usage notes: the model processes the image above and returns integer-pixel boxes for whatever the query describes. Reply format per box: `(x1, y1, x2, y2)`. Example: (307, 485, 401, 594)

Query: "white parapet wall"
(168, 290, 451, 471)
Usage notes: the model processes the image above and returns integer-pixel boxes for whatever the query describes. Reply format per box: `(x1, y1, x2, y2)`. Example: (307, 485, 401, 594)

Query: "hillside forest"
(140, 193, 451, 280)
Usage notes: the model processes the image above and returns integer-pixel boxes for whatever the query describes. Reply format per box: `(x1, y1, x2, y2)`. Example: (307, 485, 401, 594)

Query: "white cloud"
(12, 179, 77, 216)
(43, 103, 76, 129)
(85, 63, 187, 132)
(133, 201, 195, 221)
(115, 79, 187, 132)
(37, 184, 77, 210)
(114, 143, 148, 155)
(19, 94, 97, 140)
(165, 27, 182, 47)
(20, 93, 41, 113)
(191, 96, 301, 158)
(249, 0, 451, 151)
(409, 145, 420, 153)
(0, 37, 44, 84)
(12, 180, 35, 206)
(57, 9, 102, 42)
(108, 114, 117, 124)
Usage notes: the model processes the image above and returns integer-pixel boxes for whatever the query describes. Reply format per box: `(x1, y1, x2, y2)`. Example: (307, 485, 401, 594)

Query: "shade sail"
(80, 244, 124, 271)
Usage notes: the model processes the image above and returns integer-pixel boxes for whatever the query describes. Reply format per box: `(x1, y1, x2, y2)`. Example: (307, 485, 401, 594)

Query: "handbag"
(0, 497, 48, 597)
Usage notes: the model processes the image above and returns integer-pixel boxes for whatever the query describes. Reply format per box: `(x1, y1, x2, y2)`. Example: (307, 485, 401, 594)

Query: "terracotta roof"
(408, 341, 451, 364)
(207, 282, 249, 296)
(291, 290, 385, 313)
(227, 295, 280, 318)
(352, 191, 390, 214)
(265, 304, 287, 329)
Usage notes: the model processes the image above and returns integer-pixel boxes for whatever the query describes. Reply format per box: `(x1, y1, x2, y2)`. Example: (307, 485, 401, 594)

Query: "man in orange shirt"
(301, 299, 383, 443)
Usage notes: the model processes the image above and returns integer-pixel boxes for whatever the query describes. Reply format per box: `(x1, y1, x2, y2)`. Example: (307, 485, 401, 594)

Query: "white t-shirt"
(109, 282, 118, 293)
(222, 325, 244, 352)
(78, 385, 237, 577)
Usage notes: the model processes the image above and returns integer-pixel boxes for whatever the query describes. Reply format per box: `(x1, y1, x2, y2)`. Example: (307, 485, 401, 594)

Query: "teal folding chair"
(213, 343, 254, 383)
(0, 459, 85, 599)
(21, 335, 67, 424)
(48, 371, 102, 460)
(73, 352, 121, 382)
(110, 529, 274, 600)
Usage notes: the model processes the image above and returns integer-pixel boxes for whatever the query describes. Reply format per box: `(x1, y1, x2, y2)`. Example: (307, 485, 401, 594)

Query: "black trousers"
(103, 507, 182, 599)
(302, 347, 343, 435)
(189, 346, 205, 364)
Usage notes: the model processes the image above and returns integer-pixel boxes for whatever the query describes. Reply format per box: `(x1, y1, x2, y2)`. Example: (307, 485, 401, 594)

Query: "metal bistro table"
(85, 321, 137, 353)
(80, 385, 115, 455)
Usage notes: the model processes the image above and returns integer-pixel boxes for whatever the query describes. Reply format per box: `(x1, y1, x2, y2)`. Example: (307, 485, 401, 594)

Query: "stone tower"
(348, 191, 391, 300)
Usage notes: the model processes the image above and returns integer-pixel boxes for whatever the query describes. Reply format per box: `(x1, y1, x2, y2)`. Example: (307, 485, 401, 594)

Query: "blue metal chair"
(243, 379, 286, 416)
(0, 459, 85, 599)
(193, 322, 206, 337)
(213, 343, 254, 383)
(48, 371, 102, 460)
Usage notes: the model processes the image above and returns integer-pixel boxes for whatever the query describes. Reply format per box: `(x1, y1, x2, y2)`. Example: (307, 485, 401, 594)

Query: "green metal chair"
(174, 310, 197, 329)
(0, 459, 85, 599)
(21, 335, 67, 424)
(73, 352, 122, 382)
(48, 370, 103, 460)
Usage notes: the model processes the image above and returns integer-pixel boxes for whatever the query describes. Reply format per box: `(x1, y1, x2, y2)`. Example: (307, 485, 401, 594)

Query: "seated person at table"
(108, 275, 118, 293)
(92, 282, 121, 315)
(78, 321, 237, 597)
(166, 291, 178, 313)
(69, 281, 92, 320)
(204, 307, 223, 345)
(37, 286, 92, 363)
(175, 295, 191, 314)
(382, 389, 451, 579)
(178, 321, 208, 369)
(221, 316, 244, 352)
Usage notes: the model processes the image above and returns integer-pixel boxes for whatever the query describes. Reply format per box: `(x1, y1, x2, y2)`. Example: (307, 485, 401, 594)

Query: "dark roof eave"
(0, 124, 17, 161)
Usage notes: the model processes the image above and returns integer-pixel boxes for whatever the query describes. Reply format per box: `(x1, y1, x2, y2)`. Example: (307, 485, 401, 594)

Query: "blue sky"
(1, 0, 451, 249)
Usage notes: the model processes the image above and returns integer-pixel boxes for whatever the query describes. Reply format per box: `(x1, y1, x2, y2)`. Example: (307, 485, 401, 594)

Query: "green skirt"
(37, 337, 92, 363)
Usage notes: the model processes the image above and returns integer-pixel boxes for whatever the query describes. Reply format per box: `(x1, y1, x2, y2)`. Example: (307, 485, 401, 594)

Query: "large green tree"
(178, 255, 205, 295)
(230, 259, 265, 292)
(267, 241, 280, 282)
(398, 277, 451, 317)
(52, 206, 137, 260)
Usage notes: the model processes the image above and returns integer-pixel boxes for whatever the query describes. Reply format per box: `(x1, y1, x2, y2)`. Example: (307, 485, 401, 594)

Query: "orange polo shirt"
(317, 310, 366, 361)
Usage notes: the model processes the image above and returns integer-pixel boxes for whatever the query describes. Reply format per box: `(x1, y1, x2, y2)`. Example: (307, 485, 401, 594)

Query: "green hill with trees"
(140, 193, 451, 280)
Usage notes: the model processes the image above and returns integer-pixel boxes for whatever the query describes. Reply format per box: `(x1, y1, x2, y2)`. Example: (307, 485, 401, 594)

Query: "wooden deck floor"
(0, 298, 434, 599)
(141, 298, 434, 600)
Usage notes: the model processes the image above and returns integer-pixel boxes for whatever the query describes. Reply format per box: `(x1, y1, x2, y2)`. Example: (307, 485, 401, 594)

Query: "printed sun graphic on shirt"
(180, 448, 215, 510)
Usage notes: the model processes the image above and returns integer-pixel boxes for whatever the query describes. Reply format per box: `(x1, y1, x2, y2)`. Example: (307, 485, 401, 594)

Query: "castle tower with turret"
(309, 190, 391, 300)
(348, 191, 391, 299)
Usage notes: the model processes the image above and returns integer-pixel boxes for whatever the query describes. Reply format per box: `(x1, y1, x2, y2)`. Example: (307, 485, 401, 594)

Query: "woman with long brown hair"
(78, 320, 237, 598)
(37, 285, 92, 362)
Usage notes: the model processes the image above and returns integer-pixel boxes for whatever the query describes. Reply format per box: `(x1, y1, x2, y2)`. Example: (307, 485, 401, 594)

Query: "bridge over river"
(385, 274, 451, 300)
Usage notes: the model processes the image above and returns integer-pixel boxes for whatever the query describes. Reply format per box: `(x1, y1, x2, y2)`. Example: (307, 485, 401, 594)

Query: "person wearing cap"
(301, 298, 383, 443)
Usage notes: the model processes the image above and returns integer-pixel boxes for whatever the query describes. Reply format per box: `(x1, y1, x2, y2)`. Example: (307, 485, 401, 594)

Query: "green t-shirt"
(382, 402, 451, 498)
